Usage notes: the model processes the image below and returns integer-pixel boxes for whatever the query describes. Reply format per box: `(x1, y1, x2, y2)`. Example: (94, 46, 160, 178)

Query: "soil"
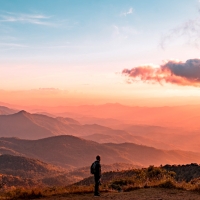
(32, 188, 200, 200)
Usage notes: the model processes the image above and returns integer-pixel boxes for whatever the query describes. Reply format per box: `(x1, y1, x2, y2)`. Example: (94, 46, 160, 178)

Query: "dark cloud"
(122, 59, 200, 87)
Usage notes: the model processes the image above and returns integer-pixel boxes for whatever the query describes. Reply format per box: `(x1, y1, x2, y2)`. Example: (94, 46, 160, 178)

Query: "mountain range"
(0, 110, 179, 150)
(24, 103, 200, 130)
(3, 103, 200, 129)
(1, 109, 200, 152)
(1, 104, 200, 188)
(0, 135, 200, 169)
(1, 105, 200, 167)
(0, 106, 18, 115)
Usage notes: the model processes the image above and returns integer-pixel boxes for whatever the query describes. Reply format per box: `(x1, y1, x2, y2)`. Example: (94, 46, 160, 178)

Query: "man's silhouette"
(93, 155, 101, 197)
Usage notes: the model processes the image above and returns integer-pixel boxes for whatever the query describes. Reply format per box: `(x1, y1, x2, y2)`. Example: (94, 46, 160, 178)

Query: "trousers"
(94, 176, 100, 195)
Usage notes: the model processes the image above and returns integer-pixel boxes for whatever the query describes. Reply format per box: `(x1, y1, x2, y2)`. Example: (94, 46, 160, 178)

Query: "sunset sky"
(1, 0, 200, 106)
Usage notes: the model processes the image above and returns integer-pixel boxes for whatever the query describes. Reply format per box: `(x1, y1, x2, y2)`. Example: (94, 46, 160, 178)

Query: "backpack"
(90, 161, 96, 174)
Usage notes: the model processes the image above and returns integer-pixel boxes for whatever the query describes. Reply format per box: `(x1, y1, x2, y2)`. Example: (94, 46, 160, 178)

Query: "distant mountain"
(0, 135, 131, 168)
(0, 106, 18, 115)
(120, 124, 200, 152)
(82, 133, 176, 150)
(3, 103, 200, 129)
(0, 111, 138, 142)
(48, 104, 200, 130)
(0, 111, 54, 139)
(122, 124, 179, 136)
(56, 117, 80, 125)
(0, 111, 84, 139)
(0, 110, 175, 150)
(34, 112, 57, 118)
(2, 109, 200, 152)
(0, 135, 200, 169)
(67, 116, 122, 128)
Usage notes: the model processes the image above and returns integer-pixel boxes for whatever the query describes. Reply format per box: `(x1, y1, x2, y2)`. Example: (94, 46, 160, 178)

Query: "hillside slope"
(0, 135, 200, 169)
(0, 154, 76, 187)
(0, 110, 178, 150)
(0, 111, 134, 141)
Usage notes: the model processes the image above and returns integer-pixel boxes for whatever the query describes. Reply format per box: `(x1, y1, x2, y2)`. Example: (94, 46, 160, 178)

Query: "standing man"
(92, 155, 101, 197)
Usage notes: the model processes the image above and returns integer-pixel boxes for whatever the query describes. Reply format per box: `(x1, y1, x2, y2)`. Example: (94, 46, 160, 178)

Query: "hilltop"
(0, 111, 81, 139)
(163, 163, 200, 182)
(2, 165, 200, 199)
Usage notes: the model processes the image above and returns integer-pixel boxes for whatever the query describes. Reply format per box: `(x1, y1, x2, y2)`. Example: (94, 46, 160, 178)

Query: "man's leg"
(94, 176, 100, 196)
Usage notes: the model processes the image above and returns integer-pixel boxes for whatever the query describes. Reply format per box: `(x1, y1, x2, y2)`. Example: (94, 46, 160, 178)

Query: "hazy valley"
(1, 104, 200, 199)
(1, 104, 200, 152)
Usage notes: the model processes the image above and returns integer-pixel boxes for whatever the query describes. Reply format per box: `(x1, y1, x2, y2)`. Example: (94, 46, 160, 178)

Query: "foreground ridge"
(1, 165, 200, 199)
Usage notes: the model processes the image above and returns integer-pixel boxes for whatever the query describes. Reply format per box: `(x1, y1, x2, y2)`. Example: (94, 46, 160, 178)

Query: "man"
(93, 155, 101, 197)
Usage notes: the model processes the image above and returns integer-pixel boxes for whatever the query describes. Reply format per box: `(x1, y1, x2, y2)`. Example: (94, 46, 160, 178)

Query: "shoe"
(94, 194, 100, 197)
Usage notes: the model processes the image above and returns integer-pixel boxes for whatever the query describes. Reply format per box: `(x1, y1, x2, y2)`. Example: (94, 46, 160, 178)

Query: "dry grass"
(17, 188, 200, 200)
(2, 165, 200, 199)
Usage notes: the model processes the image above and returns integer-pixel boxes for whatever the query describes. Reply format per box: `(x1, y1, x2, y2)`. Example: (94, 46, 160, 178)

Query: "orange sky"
(1, 1, 200, 108)
(1, 87, 200, 108)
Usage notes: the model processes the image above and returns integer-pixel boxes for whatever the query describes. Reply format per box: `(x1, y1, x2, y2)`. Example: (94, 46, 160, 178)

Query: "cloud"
(29, 88, 64, 95)
(121, 8, 133, 17)
(122, 59, 200, 87)
(160, 16, 200, 49)
(0, 12, 54, 26)
(0, 43, 27, 48)
(112, 25, 138, 39)
(38, 88, 60, 91)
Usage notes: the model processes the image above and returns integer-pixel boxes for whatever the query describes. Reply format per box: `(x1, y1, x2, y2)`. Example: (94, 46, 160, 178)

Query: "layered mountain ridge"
(0, 135, 200, 169)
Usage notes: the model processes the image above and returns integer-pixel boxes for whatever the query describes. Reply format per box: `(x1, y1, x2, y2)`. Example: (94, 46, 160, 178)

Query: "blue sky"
(1, 0, 198, 61)
(1, 0, 200, 106)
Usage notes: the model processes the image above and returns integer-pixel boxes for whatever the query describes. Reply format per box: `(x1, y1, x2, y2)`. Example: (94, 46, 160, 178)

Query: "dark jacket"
(94, 160, 101, 179)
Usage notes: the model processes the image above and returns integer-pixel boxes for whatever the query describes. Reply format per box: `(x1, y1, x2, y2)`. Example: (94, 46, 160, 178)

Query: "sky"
(1, 0, 200, 106)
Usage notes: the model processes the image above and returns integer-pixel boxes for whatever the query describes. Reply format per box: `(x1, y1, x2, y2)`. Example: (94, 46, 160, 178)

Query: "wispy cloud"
(0, 42, 27, 48)
(122, 59, 200, 87)
(112, 25, 138, 39)
(32, 88, 61, 94)
(160, 15, 200, 49)
(120, 8, 133, 17)
(0, 12, 54, 26)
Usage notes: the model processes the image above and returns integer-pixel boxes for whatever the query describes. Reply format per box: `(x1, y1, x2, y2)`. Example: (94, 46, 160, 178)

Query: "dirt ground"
(32, 188, 200, 200)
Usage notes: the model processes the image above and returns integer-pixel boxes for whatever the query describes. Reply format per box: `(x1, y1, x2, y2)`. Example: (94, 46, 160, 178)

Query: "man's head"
(96, 155, 101, 161)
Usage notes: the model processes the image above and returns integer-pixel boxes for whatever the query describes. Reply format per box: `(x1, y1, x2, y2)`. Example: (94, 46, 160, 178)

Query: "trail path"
(32, 188, 200, 200)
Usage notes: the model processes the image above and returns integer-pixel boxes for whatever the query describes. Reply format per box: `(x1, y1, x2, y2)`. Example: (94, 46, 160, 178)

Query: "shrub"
(109, 183, 122, 191)
(123, 185, 140, 192)
(157, 180, 177, 189)
(147, 166, 163, 179)
(111, 178, 135, 186)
